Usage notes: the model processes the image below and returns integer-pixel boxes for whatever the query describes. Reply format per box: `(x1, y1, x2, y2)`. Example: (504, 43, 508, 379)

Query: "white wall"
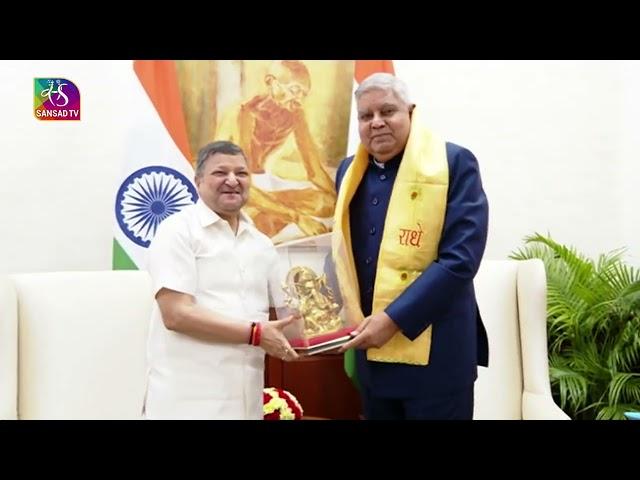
(0, 61, 132, 273)
(1, 60, 638, 274)
(618, 62, 640, 265)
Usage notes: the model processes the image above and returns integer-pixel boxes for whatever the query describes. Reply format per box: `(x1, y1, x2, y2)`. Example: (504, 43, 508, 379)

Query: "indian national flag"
(113, 60, 197, 270)
(343, 60, 396, 389)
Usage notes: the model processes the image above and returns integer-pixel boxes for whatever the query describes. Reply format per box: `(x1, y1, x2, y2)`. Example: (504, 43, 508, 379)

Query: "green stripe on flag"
(113, 238, 138, 270)
(344, 348, 360, 391)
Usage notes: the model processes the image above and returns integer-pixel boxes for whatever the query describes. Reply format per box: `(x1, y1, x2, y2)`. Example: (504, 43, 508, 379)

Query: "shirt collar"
(369, 150, 404, 171)
(195, 199, 254, 234)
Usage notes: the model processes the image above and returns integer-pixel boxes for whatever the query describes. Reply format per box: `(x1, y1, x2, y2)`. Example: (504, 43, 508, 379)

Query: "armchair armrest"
(522, 391, 570, 420)
(0, 275, 18, 420)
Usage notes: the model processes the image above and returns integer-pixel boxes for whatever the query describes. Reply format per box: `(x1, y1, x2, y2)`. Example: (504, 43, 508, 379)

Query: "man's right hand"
(260, 315, 300, 361)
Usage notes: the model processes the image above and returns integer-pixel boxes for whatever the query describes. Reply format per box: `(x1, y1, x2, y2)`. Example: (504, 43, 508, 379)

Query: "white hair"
(354, 72, 412, 105)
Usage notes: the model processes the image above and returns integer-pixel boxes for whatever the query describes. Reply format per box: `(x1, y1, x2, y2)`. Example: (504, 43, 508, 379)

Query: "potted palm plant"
(510, 233, 640, 419)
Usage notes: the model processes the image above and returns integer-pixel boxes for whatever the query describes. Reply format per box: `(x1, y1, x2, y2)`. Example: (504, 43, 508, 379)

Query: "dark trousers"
(362, 384, 475, 420)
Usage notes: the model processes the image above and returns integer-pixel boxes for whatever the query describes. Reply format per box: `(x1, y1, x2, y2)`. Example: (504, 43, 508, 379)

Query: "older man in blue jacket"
(334, 73, 489, 420)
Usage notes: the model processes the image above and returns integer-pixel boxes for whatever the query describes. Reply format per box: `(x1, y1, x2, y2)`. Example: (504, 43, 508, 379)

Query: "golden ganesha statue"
(281, 266, 342, 337)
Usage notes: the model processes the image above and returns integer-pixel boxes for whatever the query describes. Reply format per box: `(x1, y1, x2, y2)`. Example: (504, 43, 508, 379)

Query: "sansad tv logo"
(34, 78, 80, 120)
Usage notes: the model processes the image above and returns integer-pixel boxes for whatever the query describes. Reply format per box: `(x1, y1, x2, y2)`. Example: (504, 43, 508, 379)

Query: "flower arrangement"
(263, 387, 304, 420)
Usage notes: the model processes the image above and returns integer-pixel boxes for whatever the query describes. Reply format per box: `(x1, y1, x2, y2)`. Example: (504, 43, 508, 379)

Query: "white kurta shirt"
(144, 200, 281, 419)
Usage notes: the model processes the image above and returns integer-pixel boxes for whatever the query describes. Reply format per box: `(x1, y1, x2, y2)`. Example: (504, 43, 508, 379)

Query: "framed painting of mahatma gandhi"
(175, 60, 354, 245)
(274, 233, 359, 355)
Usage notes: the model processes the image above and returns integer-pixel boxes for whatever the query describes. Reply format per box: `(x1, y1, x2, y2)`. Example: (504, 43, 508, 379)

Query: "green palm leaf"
(511, 233, 640, 419)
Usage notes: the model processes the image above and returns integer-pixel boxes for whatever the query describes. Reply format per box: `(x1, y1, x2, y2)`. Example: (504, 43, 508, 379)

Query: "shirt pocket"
(195, 249, 241, 294)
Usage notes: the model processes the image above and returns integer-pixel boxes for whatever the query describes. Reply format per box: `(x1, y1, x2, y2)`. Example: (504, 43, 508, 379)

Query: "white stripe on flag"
(113, 61, 195, 270)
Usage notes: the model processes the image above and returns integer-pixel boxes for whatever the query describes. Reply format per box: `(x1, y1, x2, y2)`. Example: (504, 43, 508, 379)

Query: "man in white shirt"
(144, 140, 299, 420)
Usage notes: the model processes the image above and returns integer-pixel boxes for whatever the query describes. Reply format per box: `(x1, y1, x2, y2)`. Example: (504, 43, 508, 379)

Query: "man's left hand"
(338, 311, 399, 352)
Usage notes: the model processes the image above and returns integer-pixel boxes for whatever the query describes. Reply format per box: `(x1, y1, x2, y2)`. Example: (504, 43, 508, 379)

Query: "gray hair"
(354, 72, 412, 105)
(195, 140, 246, 178)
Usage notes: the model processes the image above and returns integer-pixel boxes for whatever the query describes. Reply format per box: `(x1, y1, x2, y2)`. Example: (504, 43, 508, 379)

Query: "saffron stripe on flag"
(133, 60, 193, 163)
(354, 60, 395, 83)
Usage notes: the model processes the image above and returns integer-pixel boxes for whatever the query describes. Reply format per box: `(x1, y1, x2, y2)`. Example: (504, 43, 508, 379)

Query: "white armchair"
(473, 259, 569, 419)
(10, 271, 152, 420)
